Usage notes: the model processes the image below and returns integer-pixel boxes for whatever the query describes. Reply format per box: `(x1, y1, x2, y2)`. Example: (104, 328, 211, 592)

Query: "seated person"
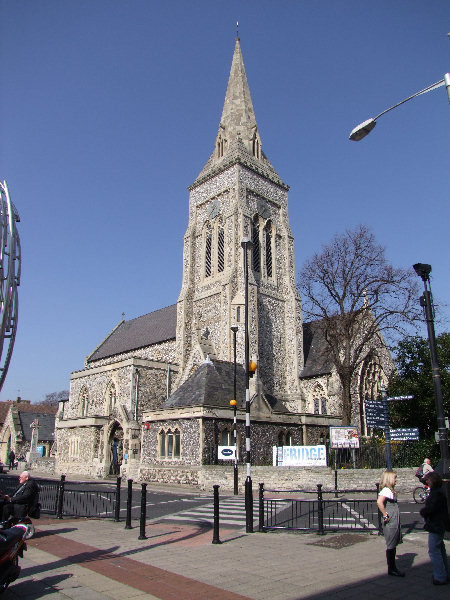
(2, 471, 39, 521)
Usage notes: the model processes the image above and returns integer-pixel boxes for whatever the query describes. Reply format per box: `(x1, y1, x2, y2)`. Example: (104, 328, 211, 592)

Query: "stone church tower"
(176, 37, 303, 411)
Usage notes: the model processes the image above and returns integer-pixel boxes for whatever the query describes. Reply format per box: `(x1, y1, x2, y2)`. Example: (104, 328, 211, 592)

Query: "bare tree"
(299, 225, 420, 425)
(42, 389, 69, 406)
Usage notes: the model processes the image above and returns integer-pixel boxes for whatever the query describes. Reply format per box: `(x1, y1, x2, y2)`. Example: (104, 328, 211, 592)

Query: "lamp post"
(230, 325, 239, 495)
(412, 264, 449, 490)
(241, 237, 253, 533)
(349, 73, 450, 141)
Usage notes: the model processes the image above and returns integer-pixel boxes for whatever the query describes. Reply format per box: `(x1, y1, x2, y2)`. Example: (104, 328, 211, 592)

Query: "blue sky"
(1, 1, 449, 403)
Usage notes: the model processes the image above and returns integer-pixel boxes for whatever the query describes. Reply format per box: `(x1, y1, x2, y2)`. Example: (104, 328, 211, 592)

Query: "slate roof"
(300, 320, 333, 378)
(18, 412, 56, 442)
(87, 304, 177, 363)
(163, 359, 290, 413)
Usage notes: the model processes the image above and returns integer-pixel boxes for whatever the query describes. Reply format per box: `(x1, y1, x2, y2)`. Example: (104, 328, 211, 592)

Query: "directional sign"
(389, 428, 420, 441)
(364, 400, 386, 428)
(387, 395, 414, 401)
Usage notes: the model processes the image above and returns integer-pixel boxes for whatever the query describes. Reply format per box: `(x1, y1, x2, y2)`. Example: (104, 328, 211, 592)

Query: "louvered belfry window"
(252, 217, 260, 272)
(218, 226, 224, 272)
(205, 227, 212, 277)
(265, 222, 272, 277)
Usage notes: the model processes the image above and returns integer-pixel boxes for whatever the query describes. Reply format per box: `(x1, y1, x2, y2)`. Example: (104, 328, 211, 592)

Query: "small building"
(0, 400, 57, 464)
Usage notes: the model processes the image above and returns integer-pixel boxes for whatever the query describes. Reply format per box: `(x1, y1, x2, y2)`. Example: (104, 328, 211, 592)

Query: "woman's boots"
(387, 548, 405, 577)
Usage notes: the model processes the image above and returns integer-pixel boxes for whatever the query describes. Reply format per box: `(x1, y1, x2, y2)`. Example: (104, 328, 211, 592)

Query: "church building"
(55, 38, 393, 482)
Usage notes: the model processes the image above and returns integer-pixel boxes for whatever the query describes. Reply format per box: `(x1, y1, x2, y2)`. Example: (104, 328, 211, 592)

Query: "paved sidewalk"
(2, 513, 449, 599)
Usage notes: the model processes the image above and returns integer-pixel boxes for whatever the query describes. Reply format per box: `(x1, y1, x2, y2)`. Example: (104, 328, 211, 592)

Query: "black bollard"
(56, 474, 66, 519)
(125, 478, 133, 529)
(138, 483, 147, 540)
(212, 485, 221, 544)
(317, 484, 325, 535)
(245, 476, 254, 533)
(258, 482, 265, 532)
(114, 476, 122, 522)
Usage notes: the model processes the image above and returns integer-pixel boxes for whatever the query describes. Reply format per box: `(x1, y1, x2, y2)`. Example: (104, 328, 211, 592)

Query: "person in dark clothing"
(8, 450, 15, 470)
(1, 471, 39, 521)
(420, 471, 450, 585)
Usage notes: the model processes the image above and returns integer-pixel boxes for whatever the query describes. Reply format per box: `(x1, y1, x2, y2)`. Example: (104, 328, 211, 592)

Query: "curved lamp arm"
(349, 73, 450, 141)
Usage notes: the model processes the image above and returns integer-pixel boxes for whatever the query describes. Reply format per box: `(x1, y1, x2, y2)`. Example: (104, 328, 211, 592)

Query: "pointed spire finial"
(236, 21, 239, 40)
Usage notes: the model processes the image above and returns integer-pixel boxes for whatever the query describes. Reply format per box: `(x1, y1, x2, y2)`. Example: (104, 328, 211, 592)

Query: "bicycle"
(413, 484, 430, 504)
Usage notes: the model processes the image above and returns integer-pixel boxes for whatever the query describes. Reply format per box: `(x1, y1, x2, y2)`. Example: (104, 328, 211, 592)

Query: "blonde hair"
(380, 470, 397, 494)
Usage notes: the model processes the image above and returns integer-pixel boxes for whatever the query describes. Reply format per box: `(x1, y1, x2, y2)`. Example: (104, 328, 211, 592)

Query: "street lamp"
(413, 264, 449, 487)
(230, 324, 239, 495)
(241, 236, 253, 533)
(349, 73, 450, 141)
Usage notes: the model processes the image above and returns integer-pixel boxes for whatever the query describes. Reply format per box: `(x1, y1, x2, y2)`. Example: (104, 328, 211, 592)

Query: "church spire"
(190, 36, 287, 190)
(218, 37, 259, 149)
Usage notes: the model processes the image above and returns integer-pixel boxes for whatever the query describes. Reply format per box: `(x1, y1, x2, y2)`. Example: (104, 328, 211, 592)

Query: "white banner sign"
(218, 446, 236, 460)
(273, 445, 327, 467)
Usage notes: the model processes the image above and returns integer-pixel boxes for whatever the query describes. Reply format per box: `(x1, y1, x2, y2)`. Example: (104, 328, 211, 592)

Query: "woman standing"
(377, 470, 404, 577)
(420, 471, 450, 585)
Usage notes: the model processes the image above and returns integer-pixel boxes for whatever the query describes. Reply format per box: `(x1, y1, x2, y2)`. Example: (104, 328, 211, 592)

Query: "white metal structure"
(0, 180, 21, 391)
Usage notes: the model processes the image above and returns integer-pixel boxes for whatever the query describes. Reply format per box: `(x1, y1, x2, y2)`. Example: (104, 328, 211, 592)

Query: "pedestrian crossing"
(157, 495, 257, 528)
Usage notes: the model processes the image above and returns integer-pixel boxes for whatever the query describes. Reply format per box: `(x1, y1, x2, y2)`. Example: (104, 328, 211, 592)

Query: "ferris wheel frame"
(0, 180, 21, 392)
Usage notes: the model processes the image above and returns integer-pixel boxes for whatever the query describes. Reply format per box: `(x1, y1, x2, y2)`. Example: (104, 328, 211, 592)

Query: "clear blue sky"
(1, 1, 449, 403)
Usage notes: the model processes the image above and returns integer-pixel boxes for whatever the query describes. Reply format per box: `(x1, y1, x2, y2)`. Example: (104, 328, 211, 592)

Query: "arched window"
(265, 221, 273, 278)
(158, 427, 181, 459)
(79, 387, 89, 417)
(312, 385, 327, 415)
(205, 225, 212, 277)
(159, 430, 166, 458)
(252, 216, 260, 272)
(107, 382, 117, 414)
(220, 429, 231, 446)
(236, 306, 241, 322)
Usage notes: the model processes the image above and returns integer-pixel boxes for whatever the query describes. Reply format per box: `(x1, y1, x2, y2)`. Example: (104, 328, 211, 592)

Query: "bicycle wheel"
(413, 486, 427, 503)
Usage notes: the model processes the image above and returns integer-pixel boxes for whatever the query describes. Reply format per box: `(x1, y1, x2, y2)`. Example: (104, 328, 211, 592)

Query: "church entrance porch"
(108, 422, 124, 476)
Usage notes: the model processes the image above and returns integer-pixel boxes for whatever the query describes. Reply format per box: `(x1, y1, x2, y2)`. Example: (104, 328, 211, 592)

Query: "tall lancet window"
(265, 221, 273, 278)
(205, 225, 212, 278)
(252, 216, 260, 273)
(217, 222, 224, 273)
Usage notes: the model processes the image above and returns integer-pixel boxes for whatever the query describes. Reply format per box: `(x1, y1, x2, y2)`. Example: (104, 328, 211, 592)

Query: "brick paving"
(1, 514, 448, 599)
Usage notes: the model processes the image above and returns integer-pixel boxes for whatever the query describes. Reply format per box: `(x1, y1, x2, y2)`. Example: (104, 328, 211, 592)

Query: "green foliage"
(387, 333, 450, 441)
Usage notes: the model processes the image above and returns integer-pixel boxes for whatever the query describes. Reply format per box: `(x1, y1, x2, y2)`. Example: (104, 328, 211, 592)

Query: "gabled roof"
(300, 320, 333, 378)
(18, 412, 56, 442)
(0, 401, 57, 425)
(163, 359, 290, 413)
(87, 304, 177, 363)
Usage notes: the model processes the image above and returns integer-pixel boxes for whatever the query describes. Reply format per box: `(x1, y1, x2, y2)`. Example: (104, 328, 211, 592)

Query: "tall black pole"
(413, 264, 450, 507)
(241, 237, 253, 533)
(231, 325, 239, 495)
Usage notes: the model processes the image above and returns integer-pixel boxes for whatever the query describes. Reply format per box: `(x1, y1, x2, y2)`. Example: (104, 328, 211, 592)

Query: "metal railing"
(258, 483, 382, 535)
(0, 475, 121, 519)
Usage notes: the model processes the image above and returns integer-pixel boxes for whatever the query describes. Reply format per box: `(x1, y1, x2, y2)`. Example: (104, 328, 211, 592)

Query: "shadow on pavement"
(118, 523, 214, 557)
(21, 545, 120, 577)
(33, 527, 78, 538)
(3, 573, 74, 599)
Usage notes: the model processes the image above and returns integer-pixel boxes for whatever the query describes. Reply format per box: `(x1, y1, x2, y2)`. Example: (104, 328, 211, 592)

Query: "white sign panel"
(329, 426, 360, 449)
(273, 445, 327, 467)
(218, 446, 236, 460)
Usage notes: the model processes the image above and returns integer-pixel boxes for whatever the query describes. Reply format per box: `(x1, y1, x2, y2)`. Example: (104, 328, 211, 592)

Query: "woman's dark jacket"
(420, 487, 450, 534)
